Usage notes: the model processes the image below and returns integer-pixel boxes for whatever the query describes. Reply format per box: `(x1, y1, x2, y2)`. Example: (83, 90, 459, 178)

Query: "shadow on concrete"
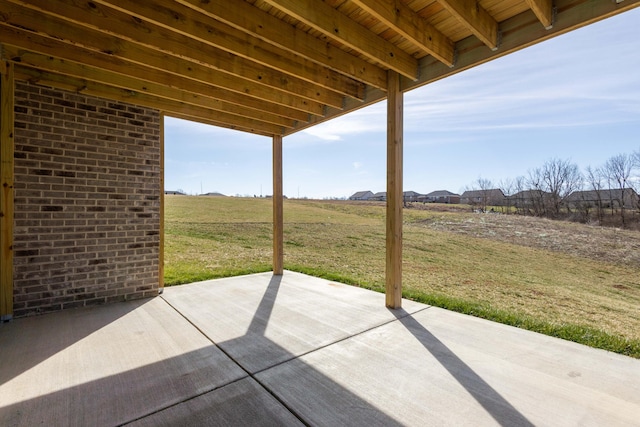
(0, 298, 151, 386)
(391, 308, 534, 427)
(0, 277, 405, 426)
(219, 274, 405, 426)
(248, 273, 281, 336)
(0, 344, 293, 426)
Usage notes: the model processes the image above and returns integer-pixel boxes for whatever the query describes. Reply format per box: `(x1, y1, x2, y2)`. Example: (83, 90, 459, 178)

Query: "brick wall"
(12, 81, 161, 317)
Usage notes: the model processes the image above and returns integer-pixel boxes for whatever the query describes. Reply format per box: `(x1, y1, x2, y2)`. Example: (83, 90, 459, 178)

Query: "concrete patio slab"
(257, 306, 640, 426)
(161, 270, 425, 373)
(1, 271, 639, 426)
(0, 297, 246, 426)
(128, 377, 303, 427)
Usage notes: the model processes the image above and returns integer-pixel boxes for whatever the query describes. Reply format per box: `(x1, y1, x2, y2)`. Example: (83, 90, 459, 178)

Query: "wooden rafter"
(260, 0, 419, 80)
(0, 2, 334, 113)
(7, 47, 302, 127)
(0, 0, 635, 138)
(0, 28, 324, 118)
(11, 0, 353, 104)
(14, 66, 286, 136)
(526, 0, 554, 29)
(350, 0, 455, 66)
(175, 0, 386, 90)
(436, 0, 499, 50)
(75, 0, 366, 100)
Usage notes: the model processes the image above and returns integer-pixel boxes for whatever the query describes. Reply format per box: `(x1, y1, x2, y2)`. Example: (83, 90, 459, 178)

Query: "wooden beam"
(0, 60, 14, 321)
(22, 0, 364, 100)
(526, 0, 554, 29)
(272, 135, 284, 276)
(0, 27, 323, 117)
(436, 0, 499, 50)
(350, 0, 455, 66)
(159, 113, 165, 294)
(11, 56, 298, 128)
(8, 47, 307, 123)
(7, 0, 348, 107)
(88, 0, 369, 97)
(166, 113, 275, 138)
(385, 71, 403, 309)
(261, 0, 419, 80)
(176, 0, 386, 90)
(14, 67, 284, 136)
(0, 11, 326, 116)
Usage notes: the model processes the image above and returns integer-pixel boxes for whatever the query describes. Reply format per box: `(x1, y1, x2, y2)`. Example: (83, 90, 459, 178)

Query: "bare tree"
(498, 178, 515, 214)
(584, 166, 605, 225)
(476, 177, 494, 212)
(632, 148, 640, 214)
(540, 158, 582, 217)
(513, 175, 528, 215)
(526, 167, 547, 217)
(603, 153, 634, 227)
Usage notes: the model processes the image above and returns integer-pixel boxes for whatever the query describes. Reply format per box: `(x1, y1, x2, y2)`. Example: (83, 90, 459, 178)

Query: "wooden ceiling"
(1, 0, 637, 137)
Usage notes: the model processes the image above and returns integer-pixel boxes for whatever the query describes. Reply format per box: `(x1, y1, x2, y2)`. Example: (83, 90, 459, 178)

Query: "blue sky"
(165, 9, 640, 198)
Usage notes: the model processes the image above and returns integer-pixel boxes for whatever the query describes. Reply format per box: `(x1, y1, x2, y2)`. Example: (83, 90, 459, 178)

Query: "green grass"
(164, 195, 640, 358)
(402, 290, 640, 357)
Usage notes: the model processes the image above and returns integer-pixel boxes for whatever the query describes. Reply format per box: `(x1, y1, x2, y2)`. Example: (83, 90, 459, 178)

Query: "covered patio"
(1, 1, 640, 424)
(2, 271, 639, 426)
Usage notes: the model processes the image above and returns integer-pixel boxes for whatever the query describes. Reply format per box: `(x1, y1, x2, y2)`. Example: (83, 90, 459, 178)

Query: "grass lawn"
(164, 195, 640, 358)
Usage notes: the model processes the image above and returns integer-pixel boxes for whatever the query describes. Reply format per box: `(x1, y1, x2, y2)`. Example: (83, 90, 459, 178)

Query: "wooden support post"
(272, 135, 284, 275)
(0, 60, 14, 321)
(386, 70, 403, 309)
(158, 113, 165, 293)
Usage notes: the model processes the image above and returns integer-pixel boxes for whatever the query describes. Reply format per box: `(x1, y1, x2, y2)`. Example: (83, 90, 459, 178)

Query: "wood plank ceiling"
(1, 0, 637, 137)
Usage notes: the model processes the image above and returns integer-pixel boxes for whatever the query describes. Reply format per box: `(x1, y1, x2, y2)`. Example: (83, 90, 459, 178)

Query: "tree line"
(466, 148, 640, 228)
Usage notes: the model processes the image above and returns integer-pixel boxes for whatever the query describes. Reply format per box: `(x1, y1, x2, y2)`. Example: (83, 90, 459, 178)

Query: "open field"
(164, 196, 640, 357)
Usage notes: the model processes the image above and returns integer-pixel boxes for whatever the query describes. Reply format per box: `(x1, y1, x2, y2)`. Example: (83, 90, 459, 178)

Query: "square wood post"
(1, 60, 14, 321)
(386, 71, 403, 309)
(272, 135, 283, 275)
(158, 113, 165, 293)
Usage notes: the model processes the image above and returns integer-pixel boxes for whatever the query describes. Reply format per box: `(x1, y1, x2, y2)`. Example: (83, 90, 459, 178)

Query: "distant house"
(165, 190, 186, 195)
(403, 191, 422, 203)
(566, 189, 639, 209)
(349, 190, 374, 201)
(200, 192, 226, 197)
(369, 192, 387, 201)
(460, 189, 505, 206)
(421, 190, 460, 204)
(510, 189, 548, 204)
(509, 189, 552, 214)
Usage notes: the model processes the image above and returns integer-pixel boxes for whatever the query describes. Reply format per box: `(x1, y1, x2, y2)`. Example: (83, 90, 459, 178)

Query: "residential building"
(566, 189, 639, 209)
(403, 191, 422, 203)
(460, 189, 506, 206)
(348, 190, 374, 200)
(421, 190, 460, 204)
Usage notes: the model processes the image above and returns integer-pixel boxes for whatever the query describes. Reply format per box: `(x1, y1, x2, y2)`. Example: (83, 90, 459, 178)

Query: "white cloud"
(302, 126, 342, 141)
(300, 102, 386, 142)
